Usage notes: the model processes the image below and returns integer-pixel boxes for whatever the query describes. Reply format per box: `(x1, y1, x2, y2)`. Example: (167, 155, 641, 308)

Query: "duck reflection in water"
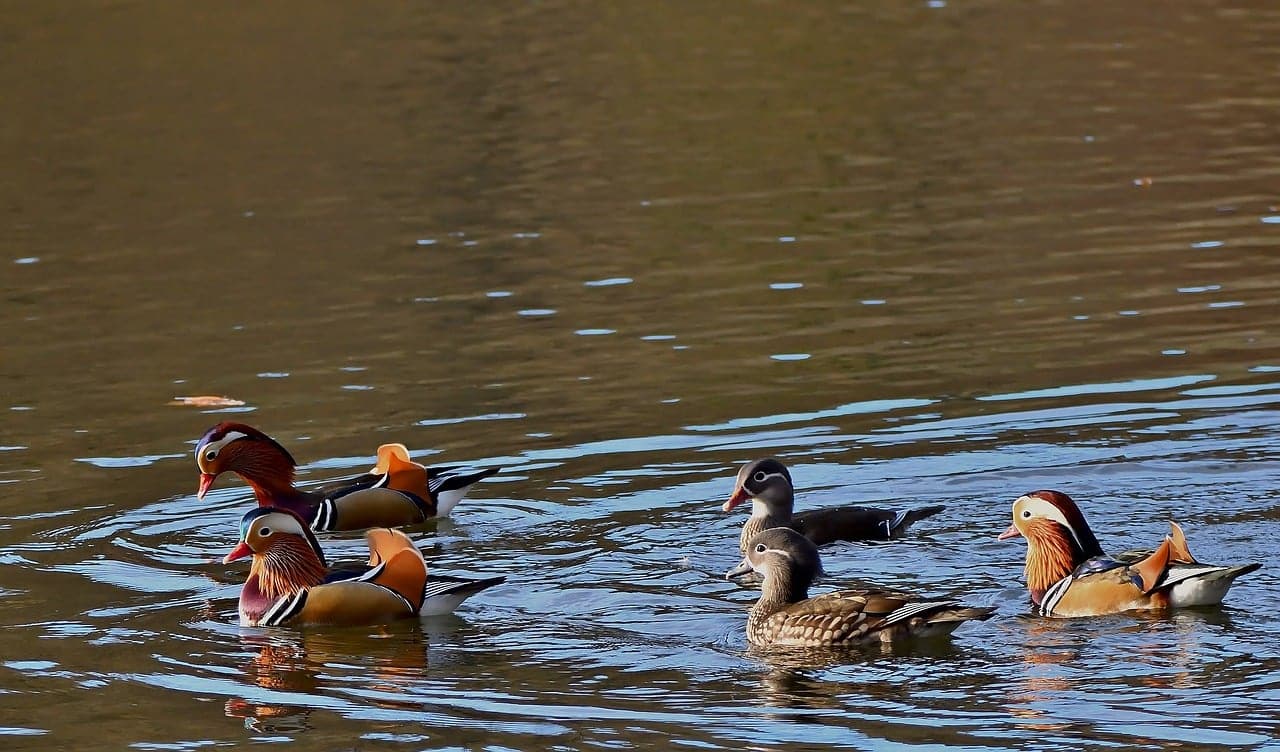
(753, 637, 970, 708)
(749, 641, 1006, 748)
(224, 632, 318, 733)
(1001, 608, 1235, 734)
(225, 624, 433, 732)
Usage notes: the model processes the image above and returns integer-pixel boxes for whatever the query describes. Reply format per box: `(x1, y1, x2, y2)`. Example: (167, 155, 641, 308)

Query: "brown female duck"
(727, 527, 994, 646)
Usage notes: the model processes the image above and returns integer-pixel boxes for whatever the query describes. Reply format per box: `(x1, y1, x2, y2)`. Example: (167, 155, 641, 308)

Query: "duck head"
(195, 422, 298, 499)
(726, 527, 821, 602)
(998, 490, 1106, 602)
(223, 507, 328, 598)
(722, 458, 795, 518)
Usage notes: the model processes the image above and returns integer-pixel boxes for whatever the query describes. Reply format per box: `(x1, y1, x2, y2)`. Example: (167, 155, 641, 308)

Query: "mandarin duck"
(224, 507, 505, 627)
(195, 422, 499, 532)
(723, 458, 946, 554)
(727, 527, 994, 646)
(998, 490, 1260, 617)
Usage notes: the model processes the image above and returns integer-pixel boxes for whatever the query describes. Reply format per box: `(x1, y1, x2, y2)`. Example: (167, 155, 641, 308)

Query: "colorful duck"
(224, 507, 505, 627)
(195, 422, 499, 531)
(723, 458, 946, 553)
(727, 527, 994, 646)
(998, 490, 1260, 617)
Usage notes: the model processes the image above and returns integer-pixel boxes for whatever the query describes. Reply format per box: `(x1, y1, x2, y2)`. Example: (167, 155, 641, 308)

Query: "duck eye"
(754, 543, 767, 553)
(258, 527, 272, 537)
(1021, 510, 1032, 519)
(752, 471, 767, 483)
(204, 450, 218, 462)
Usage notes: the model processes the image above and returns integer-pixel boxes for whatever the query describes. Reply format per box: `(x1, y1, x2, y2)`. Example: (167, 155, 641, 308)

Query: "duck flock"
(197, 421, 1260, 645)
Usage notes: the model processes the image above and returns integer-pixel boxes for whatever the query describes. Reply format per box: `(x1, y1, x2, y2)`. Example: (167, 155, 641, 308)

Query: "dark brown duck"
(722, 458, 946, 552)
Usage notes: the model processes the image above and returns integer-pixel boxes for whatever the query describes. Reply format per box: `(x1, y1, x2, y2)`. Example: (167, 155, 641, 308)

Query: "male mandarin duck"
(224, 507, 505, 627)
(727, 527, 994, 646)
(195, 422, 499, 532)
(998, 490, 1260, 617)
(723, 458, 946, 553)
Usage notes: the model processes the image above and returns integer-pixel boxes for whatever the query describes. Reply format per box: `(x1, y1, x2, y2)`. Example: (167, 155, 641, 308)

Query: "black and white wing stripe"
(1159, 564, 1236, 589)
(885, 510, 910, 538)
(1039, 575, 1074, 616)
(427, 467, 498, 494)
(311, 499, 336, 532)
(260, 590, 309, 626)
(426, 466, 500, 517)
(881, 599, 957, 626)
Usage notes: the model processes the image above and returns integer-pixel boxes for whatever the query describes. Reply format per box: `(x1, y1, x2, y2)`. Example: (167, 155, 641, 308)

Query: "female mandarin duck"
(998, 490, 1260, 617)
(727, 527, 994, 646)
(224, 507, 505, 627)
(723, 458, 946, 553)
(195, 422, 499, 532)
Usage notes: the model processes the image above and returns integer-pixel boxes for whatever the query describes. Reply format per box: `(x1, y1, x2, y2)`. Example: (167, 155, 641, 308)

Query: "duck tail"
(927, 605, 997, 624)
(365, 528, 428, 612)
(428, 466, 501, 517)
(890, 504, 946, 535)
(1216, 562, 1263, 581)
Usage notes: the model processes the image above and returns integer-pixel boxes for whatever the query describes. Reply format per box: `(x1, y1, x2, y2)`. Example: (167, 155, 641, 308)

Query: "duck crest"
(199, 422, 299, 494)
(1029, 490, 1104, 558)
(203, 422, 298, 464)
(226, 441, 302, 503)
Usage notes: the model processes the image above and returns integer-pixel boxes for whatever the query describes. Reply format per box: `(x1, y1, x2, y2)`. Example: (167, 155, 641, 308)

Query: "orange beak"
(222, 541, 254, 564)
(997, 523, 1023, 541)
(722, 486, 751, 513)
(198, 472, 217, 500)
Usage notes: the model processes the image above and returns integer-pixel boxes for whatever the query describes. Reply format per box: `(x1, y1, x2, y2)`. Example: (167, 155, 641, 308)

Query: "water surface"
(3, 1, 1280, 749)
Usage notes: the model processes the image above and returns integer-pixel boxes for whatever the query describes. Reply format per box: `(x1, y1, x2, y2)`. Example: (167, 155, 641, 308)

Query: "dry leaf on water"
(169, 395, 246, 407)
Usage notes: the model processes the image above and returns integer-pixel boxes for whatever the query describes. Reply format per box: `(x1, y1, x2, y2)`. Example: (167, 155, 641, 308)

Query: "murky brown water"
(3, 1, 1280, 749)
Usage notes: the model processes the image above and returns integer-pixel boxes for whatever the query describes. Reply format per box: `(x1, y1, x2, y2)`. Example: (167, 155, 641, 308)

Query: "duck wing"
(791, 503, 945, 545)
(762, 589, 991, 646)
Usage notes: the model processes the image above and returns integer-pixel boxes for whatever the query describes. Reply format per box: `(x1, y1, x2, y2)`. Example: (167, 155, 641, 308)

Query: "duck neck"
(1024, 520, 1088, 604)
(228, 443, 311, 510)
(740, 498, 793, 550)
(249, 539, 328, 600)
(244, 479, 315, 518)
(752, 566, 809, 620)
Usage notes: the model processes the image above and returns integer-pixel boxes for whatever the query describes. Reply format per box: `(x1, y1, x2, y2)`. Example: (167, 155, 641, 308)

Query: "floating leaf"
(169, 395, 245, 407)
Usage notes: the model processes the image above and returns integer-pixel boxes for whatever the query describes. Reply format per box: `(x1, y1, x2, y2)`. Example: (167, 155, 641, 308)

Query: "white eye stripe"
(1019, 496, 1086, 552)
(195, 430, 249, 460)
(258, 513, 308, 538)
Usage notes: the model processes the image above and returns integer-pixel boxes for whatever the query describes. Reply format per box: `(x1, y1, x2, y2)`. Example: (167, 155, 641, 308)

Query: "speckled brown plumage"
(730, 527, 994, 647)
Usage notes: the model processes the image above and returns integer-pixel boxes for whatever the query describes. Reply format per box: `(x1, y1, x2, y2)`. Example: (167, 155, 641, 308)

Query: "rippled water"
(4, 1, 1280, 749)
